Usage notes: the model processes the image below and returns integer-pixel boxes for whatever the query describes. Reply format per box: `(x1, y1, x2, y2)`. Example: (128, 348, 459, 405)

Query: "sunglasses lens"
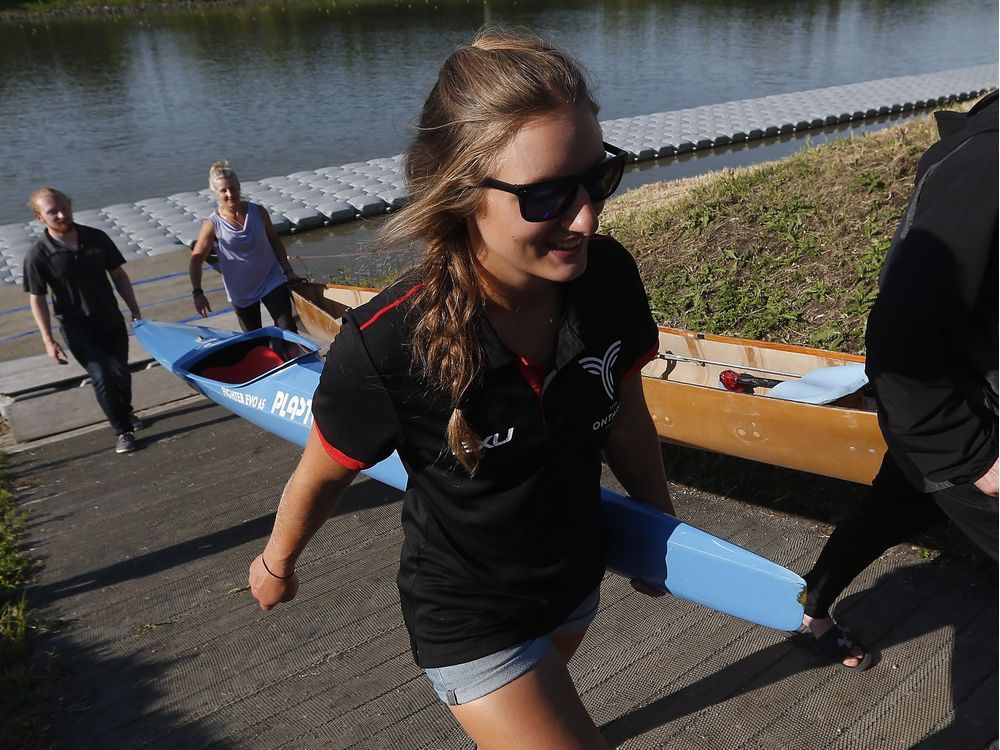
(584, 154, 624, 203)
(520, 178, 577, 222)
(506, 148, 625, 222)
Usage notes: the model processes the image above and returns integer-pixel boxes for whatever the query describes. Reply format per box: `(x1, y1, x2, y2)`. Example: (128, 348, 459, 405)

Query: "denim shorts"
(423, 586, 600, 706)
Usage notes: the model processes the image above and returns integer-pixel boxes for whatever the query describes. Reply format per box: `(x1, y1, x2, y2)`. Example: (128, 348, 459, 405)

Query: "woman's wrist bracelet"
(260, 555, 295, 580)
(192, 288, 203, 296)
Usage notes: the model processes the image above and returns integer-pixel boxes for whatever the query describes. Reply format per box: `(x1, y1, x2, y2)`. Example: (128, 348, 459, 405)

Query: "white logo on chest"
(579, 340, 621, 400)
(593, 400, 620, 431)
(480, 427, 514, 449)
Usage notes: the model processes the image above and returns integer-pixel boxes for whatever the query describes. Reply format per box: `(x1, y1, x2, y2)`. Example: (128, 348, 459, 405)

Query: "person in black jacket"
(794, 91, 998, 670)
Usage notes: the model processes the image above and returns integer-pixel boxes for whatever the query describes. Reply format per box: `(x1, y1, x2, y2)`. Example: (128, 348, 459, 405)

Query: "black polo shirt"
(22, 224, 126, 323)
(312, 236, 658, 667)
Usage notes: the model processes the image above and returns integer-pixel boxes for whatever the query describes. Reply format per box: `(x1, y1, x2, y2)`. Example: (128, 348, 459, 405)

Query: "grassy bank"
(1, 0, 342, 21)
(603, 114, 939, 355)
(0, 451, 48, 748)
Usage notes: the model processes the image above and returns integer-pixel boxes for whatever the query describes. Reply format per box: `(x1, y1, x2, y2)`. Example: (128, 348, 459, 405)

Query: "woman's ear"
(465, 213, 484, 257)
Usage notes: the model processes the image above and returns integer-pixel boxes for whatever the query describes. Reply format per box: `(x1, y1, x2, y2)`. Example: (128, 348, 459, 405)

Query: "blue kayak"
(134, 319, 805, 631)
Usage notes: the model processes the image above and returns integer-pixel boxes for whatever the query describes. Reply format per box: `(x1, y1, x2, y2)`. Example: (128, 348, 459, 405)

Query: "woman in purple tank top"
(189, 161, 303, 332)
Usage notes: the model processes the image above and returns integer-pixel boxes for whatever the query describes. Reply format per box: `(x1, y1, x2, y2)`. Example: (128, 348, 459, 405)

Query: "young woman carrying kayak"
(249, 29, 673, 749)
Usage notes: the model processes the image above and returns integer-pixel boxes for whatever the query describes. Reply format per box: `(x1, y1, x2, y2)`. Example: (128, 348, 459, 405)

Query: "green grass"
(1, 0, 224, 13)
(603, 114, 940, 355)
(0, 452, 50, 749)
(0, 0, 398, 18)
(324, 267, 402, 290)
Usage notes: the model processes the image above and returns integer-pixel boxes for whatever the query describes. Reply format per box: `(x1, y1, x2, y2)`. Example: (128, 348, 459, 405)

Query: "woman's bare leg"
(448, 646, 607, 750)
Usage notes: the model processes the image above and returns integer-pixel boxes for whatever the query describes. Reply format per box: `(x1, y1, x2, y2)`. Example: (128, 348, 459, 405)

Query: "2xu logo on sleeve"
(220, 387, 314, 427)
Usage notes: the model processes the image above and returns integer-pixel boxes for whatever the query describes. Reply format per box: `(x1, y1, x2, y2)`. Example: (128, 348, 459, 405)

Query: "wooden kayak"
(290, 282, 380, 346)
(643, 329, 885, 485)
(132, 318, 806, 630)
(291, 282, 886, 485)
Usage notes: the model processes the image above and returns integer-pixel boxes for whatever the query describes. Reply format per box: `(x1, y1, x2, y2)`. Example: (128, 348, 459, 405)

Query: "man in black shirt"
(23, 188, 144, 453)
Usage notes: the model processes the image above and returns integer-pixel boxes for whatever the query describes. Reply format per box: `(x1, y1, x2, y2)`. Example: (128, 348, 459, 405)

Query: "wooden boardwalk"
(10, 399, 997, 749)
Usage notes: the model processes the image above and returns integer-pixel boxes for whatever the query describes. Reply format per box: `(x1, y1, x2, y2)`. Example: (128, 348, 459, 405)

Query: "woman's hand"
(193, 290, 212, 318)
(248, 554, 299, 611)
(629, 579, 666, 598)
(974, 457, 999, 497)
(247, 429, 359, 612)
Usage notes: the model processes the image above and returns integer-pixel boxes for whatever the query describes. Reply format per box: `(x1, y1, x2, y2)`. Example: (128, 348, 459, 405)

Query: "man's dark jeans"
(61, 316, 133, 435)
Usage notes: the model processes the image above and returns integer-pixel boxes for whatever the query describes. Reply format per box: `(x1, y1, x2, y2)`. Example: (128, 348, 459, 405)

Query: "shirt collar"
(554, 278, 588, 370)
(475, 310, 514, 371)
(475, 279, 589, 375)
(41, 224, 82, 253)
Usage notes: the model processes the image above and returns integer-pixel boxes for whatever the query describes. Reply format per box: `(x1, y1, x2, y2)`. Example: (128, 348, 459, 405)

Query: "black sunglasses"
(480, 142, 628, 222)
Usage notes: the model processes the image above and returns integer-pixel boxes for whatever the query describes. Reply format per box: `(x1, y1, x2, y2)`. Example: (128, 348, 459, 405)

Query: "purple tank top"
(209, 202, 285, 307)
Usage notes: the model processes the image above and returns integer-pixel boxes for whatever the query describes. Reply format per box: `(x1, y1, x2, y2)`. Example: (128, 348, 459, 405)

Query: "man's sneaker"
(130, 415, 146, 431)
(115, 432, 137, 454)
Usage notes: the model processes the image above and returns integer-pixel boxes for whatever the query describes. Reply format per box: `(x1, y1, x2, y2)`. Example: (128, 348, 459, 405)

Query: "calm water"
(0, 0, 996, 225)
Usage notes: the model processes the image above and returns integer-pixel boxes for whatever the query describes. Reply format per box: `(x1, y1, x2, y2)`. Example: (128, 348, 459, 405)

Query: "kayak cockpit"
(642, 327, 874, 408)
(188, 335, 316, 385)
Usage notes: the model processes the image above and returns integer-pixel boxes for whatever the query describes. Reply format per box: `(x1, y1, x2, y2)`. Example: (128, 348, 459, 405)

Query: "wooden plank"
(0, 313, 242, 399)
(13, 401, 997, 749)
(0, 340, 151, 397)
(5, 365, 195, 442)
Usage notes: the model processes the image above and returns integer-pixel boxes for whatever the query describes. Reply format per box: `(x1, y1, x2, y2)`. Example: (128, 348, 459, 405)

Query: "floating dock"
(0, 63, 995, 286)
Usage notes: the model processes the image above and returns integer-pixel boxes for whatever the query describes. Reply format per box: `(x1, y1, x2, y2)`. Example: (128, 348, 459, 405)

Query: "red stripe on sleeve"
(624, 342, 658, 380)
(314, 423, 370, 471)
(359, 283, 425, 331)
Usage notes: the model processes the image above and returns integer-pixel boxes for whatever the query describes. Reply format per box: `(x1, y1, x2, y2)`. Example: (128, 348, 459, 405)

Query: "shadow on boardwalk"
(11, 399, 998, 749)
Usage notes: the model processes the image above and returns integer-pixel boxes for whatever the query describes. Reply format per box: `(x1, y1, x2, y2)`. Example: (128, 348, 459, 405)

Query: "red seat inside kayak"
(199, 345, 286, 384)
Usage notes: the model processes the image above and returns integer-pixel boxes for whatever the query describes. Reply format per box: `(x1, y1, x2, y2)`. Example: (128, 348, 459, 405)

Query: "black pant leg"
(259, 283, 298, 333)
(105, 317, 133, 418)
(933, 483, 999, 561)
(233, 301, 263, 332)
(62, 318, 133, 435)
(803, 453, 948, 618)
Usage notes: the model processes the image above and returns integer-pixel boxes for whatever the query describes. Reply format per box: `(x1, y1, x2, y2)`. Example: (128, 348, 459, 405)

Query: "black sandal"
(790, 621, 873, 671)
